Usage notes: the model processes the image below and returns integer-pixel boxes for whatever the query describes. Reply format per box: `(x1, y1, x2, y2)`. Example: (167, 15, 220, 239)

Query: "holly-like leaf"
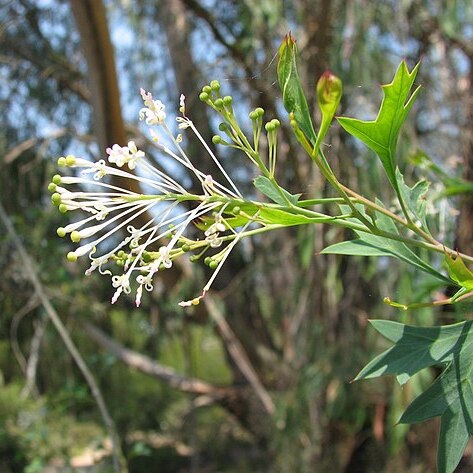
(338, 61, 421, 189)
(277, 33, 317, 145)
(357, 320, 473, 473)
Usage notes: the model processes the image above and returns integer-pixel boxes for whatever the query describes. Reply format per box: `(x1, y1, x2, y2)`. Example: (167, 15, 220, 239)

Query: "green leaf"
(322, 204, 451, 284)
(254, 175, 300, 206)
(395, 168, 430, 228)
(259, 207, 333, 226)
(438, 404, 470, 473)
(355, 321, 472, 383)
(444, 252, 473, 291)
(277, 33, 317, 144)
(321, 240, 393, 257)
(337, 61, 421, 189)
(357, 320, 473, 473)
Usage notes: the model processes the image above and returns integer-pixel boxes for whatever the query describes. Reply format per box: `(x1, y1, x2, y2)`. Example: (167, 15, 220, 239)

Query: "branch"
(0, 202, 126, 473)
(21, 315, 48, 398)
(179, 0, 247, 66)
(204, 296, 275, 415)
(82, 321, 230, 397)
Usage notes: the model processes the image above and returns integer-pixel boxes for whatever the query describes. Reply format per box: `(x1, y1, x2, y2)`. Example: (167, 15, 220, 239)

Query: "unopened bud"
(316, 70, 342, 113)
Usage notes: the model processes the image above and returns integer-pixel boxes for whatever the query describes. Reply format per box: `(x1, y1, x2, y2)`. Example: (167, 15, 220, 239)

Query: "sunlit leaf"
(444, 252, 473, 291)
(338, 61, 421, 189)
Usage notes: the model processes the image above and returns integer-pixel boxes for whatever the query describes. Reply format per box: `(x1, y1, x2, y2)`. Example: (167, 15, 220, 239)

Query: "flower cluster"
(49, 88, 258, 307)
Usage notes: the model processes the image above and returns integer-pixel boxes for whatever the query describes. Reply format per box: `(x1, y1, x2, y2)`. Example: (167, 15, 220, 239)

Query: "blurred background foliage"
(1, 0, 473, 471)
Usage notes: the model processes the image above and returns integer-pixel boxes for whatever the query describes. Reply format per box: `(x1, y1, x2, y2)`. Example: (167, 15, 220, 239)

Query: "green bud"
(218, 122, 228, 131)
(223, 95, 232, 105)
(51, 193, 61, 205)
(181, 244, 191, 252)
(59, 204, 68, 214)
(209, 260, 218, 270)
(117, 250, 126, 258)
(57, 157, 66, 166)
(249, 111, 257, 120)
(204, 256, 212, 266)
(70, 231, 81, 243)
(52, 174, 62, 184)
(232, 206, 241, 215)
(48, 183, 57, 192)
(202, 85, 212, 94)
(189, 255, 198, 263)
(57, 227, 66, 238)
(316, 70, 342, 113)
(142, 251, 152, 263)
(255, 107, 264, 117)
(199, 92, 209, 102)
(212, 135, 222, 145)
(214, 98, 224, 109)
(67, 252, 77, 263)
(210, 80, 220, 91)
(116, 259, 124, 267)
(271, 119, 280, 128)
(265, 122, 274, 132)
(65, 155, 76, 166)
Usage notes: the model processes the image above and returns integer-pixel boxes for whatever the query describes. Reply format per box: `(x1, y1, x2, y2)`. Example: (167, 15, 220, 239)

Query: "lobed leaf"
(337, 61, 421, 189)
(357, 320, 473, 473)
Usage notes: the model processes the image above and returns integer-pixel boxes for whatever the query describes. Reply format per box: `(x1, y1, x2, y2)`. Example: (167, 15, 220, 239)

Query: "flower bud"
(210, 80, 220, 91)
(316, 70, 342, 113)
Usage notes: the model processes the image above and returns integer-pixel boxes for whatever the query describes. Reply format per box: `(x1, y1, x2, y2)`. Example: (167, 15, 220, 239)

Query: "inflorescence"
(49, 84, 281, 307)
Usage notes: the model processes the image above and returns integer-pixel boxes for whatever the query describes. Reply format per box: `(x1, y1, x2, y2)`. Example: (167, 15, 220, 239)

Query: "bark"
(456, 60, 473, 255)
(70, 0, 126, 153)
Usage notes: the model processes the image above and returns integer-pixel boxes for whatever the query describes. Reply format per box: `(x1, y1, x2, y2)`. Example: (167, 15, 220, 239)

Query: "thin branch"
(21, 315, 48, 399)
(179, 0, 247, 66)
(0, 202, 126, 473)
(10, 294, 41, 375)
(82, 321, 229, 397)
(204, 295, 275, 415)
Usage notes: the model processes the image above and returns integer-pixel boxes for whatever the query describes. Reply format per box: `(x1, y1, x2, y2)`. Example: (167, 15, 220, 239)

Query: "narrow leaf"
(277, 33, 317, 144)
(321, 240, 392, 257)
(259, 207, 333, 226)
(254, 175, 300, 205)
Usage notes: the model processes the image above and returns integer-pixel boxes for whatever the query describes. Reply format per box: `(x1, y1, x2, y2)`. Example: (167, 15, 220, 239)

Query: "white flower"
(51, 89, 252, 307)
(106, 141, 144, 170)
(139, 88, 166, 125)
